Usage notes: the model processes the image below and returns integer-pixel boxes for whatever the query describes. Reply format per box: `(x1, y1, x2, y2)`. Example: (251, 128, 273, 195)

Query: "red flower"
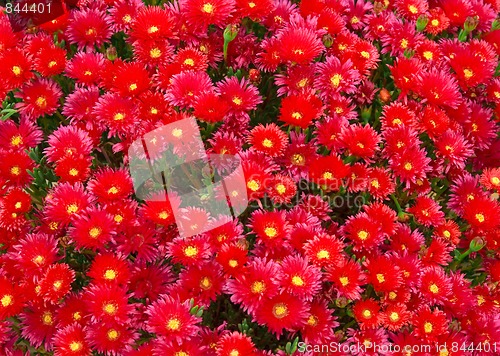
(183, 0, 235, 30)
(253, 292, 308, 337)
(93, 93, 139, 138)
(352, 298, 380, 329)
(277, 26, 324, 65)
(44, 183, 95, 227)
(216, 331, 257, 356)
(381, 303, 411, 331)
(226, 258, 280, 313)
(340, 124, 380, 161)
(308, 155, 350, 192)
(87, 167, 134, 203)
(342, 213, 383, 251)
(407, 196, 445, 227)
(300, 298, 339, 344)
(267, 174, 297, 205)
(53, 324, 90, 356)
(303, 233, 344, 268)
(418, 267, 452, 305)
(39, 263, 75, 303)
(463, 196, 500, 231)
(0, 276, 24, 320)
(278, 255, 322, 301)
(216, 77, 262, 120)
(15, 78, 62, 121)
(129, 6, 176, 41)
(65, 52, 106, 86)
(88, 253, 131, 286)
(44, 125, 94, 164)
(12, 233, 59, 277)
(193, 92, 230, 123)
(84, 284, 134, 323)
(69, 208, 116, 251)
(315, 56, 361, 99)
(250, 210, 290, 249)
(66, 8, 112, 51)
(145, 296, 201, 341)
(415, 68, 462, 108)
(279, 93, 323, 128)
(365, 255, 403, 293)
(413, 306, 449, 342)
(86, 321, 137, 355)
(326, 258, 366, 301)
(0, 48, 33, 90)
(248, 123, 288, 157)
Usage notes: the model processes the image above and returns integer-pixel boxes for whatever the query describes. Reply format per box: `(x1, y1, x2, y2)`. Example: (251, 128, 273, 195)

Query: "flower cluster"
(0, 0, 499, 355)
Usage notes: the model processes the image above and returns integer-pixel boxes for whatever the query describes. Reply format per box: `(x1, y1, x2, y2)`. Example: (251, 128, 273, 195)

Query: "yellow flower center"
(66, 204, 79, 214)
(307, 315, 318, 326)
(317, 250, 329, 260)
(363, 309, 372, 318)
(202, 3, 214, 13)
(429, 283, 439, 294)
(1, 294, 13, 307)
(11, 135, 23, 147)
(167, 318, 181, 330)
(272, 303, 288, 319)
(251, 281, 265, 293)
(200, 276, 212, 289)
(330, 74, 342, 88)
(103, 303, 117, 315)
(184, 58, 195, 66)
(107, 329, 119, 341)
(475, 213, 485, 223)
(358, 230, 368, 240)
(150, 48, 162, 58)
(463, 69, 473, 79)
(12, 66, 21, 76)
(104, 269, 117, 280)
(339, 276, 349, 286)
(114, 113, 125, 121)
(69, 341, 82, 351)
(262, 138, 273, 148)
(376, 273, 385, 283)
(184, 246, 198, 257)
(89, 227, 101, 238)
(424, 322, 433, 333)
(264, 226, 277, 238)
(404, 162, 412, 171)
(390, 312, 400, 321)
(247, 180, 260, 191)
(291, 275, 304, 286)
(42, 311, 53, 325)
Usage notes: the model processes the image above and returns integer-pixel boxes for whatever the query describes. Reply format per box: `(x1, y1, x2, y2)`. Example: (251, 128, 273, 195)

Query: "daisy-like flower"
(15, 78, 62, 121)
(0, 48, 33, 90)
(314, 56, 360, 100)
(248, 123, 288, 157)
(215, 242, 248, 276)
(365, 255, 403, 293)
(253, 292, 308, 337)
(300, 298, 338, 344)
(308, 155, 350, 192)
(44, 125, 94, 165)
(65, 52, 106, 86)
(225, 257, 280, 313)
(129, 6, 176, 41)
(177, 262, 225, 306)
(92, 93, 139, 138)
(54, 154, 92, 184)
(234, 0, 273, 20)
(53, 324, 90, 356)
(394, 0, 428, 20)
(267, 174, 297, 205)
(448, 173, 485, 214)
(44, 182, 95, 227)
(352, 298, 380, 329)
(88, 253, 131, 286)
(367, 167, 395, 200)
(112, 62, 151, 97)
(193, 91, 229, 123)
(66, 8, 112, 51)
(275, 65, 315, 96)
(0, 118, 43, 152)
(166, 71, 214, 109)
(39, 263, 75, 303)
(303, 233, 344, 268)
(249, 210, 290, 249)
(87, 167, 134, 203)
(281, 132, 318, 180)
(341, 213, 383, 251)
(277, 26, 324, 65)
(389, 57, 423, 98)
(84, 284, 134, 323)
(278, 255, 322, 301)
(86, 321, 137, 356)
(425, 7, 450, 36)
(33, 45, 66, 77)
(216, 331, 257, 356)
(407, 196, 445, 227)
(415, 68, 462, 108)
(20, 303, 58, 350)
(12, 233, 58, 277)
(0, 276, 24, 320)
(463, 196, 500, 231)
(418, 267, 452, 305)
(381, 303, 410, 331)
(339, 124, 380, 161)
(389, 146, 430, 189)
(380, 102, 416, 130)
(216, 77, 262, 120)
(279, 93, 323, 128)
(413, 306, 449, 342)
(326, 258, 366, 301)
(434, 130, 473, 172)
(480, 168, 500, 191)
(129, 262, 173, 301)
(69, 207, 116, 251)
(315, 116, 348, 151)
(146, 295, 201, 341)
(109, 0, 144, 32)
(182, 0, 235, 30)
(167, 235, 211, 266)
(433, 220, 461, 246)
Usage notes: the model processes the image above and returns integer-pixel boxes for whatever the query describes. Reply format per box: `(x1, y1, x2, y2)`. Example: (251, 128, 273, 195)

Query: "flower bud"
(106, 46, 118, 61)
(379, 88, 391, 103)
(469, 236, 485, 252)
(464, 16, 479, 32)
(416, 15, 429, 32)
(322, 34, 334, 48)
